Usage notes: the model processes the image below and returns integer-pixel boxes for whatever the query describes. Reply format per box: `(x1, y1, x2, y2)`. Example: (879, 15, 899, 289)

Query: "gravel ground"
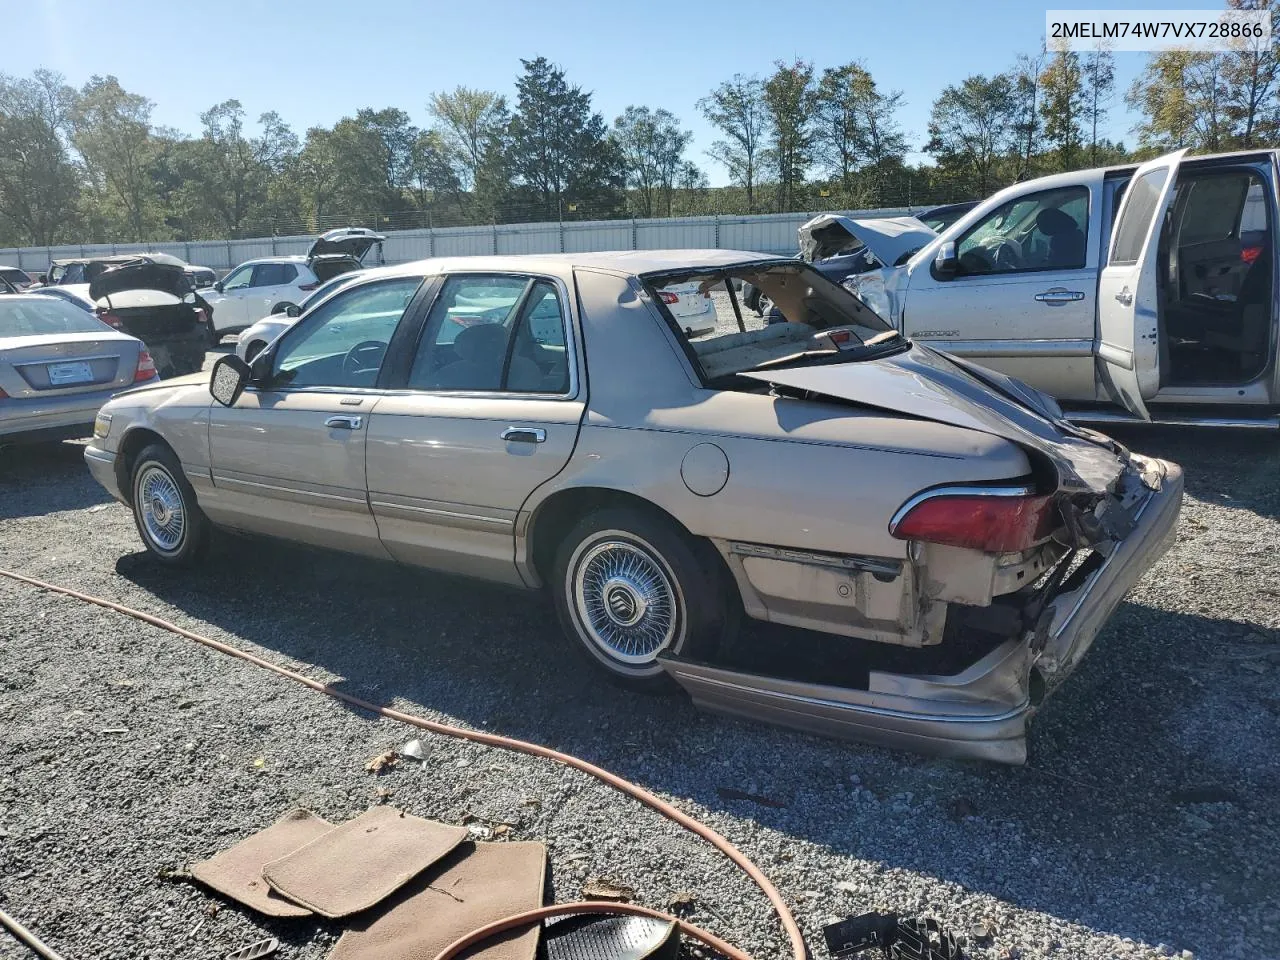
(2, 395, 1279, 960)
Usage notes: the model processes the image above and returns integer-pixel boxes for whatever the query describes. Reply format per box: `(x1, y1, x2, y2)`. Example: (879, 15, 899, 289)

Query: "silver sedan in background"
(0, 294, 157, 443)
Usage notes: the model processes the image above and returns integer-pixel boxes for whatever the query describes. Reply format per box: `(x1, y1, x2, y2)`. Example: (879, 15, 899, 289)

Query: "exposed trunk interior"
(109, 301, 201, 340)
(1160, 167, 1273, 387)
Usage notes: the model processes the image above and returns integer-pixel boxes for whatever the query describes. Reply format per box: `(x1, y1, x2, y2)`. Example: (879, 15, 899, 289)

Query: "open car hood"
(88, 261, 191, 301)
(306, 228, 386, 263)
(741, 344, 1129, 495)
(799, 214, 937, 267)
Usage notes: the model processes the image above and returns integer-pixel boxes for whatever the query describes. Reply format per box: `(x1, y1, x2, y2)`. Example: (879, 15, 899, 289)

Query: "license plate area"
(47, 361, 96, 386)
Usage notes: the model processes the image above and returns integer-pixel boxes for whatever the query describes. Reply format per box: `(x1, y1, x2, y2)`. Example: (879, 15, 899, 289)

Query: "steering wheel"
(342, 340, 387, 380)
(990, 239, 1023, 271)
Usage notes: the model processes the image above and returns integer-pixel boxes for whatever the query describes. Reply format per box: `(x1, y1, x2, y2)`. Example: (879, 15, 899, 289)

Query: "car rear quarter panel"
(519, 269, 1033, 643)
(551, 267, 1032, 555)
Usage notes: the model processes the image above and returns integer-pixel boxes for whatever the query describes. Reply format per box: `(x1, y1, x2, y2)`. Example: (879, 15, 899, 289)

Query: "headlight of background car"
(842, 274, 890, 320)
(93, 412, 112, 439)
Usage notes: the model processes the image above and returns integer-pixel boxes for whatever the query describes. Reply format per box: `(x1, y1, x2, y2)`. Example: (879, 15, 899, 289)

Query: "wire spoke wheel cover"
(137, 463, 186, 553)
(570, 534, 682, 669)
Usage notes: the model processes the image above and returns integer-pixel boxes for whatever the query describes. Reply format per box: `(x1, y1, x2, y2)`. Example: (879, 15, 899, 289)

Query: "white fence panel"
(636, 217, 718, 250)
(0, 206, 923, 277)
(431, 226, 496, 257)
(385, 230, 434, 262)
(497, 223, 560, 255)
(563, 220, 632, 253)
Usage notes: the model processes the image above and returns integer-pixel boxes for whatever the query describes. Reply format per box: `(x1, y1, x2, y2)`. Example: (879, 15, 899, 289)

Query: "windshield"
(645, 262, 900, 381)
(0, 297, 109, 337)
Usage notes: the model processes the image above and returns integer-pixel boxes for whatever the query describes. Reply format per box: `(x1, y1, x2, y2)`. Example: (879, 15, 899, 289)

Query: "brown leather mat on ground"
(263, 805, 468, 919)
(328, 841, 547, 960)
(190, 809, 334, 918)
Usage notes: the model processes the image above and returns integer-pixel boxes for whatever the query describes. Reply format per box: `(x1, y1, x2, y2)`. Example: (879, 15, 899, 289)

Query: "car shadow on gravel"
(0, 438, 108, 518)
(110, 520, 1280, 957)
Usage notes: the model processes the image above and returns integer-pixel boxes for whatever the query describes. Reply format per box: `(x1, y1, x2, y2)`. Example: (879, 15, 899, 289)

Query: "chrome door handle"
(1114, 287, 1134, 306)
(324, 415, 363, 430)
(501, 427, 546, 444)
(1034, 288, 1085, 304)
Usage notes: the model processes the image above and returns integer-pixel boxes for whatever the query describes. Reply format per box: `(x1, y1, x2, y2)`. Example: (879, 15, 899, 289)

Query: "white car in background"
(0, 266, 35, 290)
(205, 228, 385, 340)
(657, 280, 717, 337)
(235, 270, 370, 361)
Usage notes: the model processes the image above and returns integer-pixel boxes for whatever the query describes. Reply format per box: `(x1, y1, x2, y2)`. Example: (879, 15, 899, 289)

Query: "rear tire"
(129, 443, 210, 567)
(551, 505, 739, 691)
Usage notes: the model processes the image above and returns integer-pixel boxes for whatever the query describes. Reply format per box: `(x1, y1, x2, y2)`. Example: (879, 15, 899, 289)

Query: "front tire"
(130, 443, 210, 566)
(551, 506, 738, 690)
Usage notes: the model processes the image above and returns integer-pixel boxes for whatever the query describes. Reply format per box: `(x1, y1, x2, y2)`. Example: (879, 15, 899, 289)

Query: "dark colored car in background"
(914, 200, 981, 233)
(90, 261, 213, 377)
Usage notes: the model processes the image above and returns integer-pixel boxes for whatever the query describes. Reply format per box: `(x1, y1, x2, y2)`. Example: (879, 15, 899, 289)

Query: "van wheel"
(130, 443, 210, 566)
(551, 506, 738, 690)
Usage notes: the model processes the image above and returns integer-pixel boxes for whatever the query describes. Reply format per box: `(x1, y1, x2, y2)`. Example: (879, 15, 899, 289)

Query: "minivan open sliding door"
(1096, 149, 1187, 419)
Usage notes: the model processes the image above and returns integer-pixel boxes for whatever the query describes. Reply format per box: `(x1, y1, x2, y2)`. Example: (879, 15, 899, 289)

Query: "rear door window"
(252, 263, 296, 287)
(408, 275, 570, 393)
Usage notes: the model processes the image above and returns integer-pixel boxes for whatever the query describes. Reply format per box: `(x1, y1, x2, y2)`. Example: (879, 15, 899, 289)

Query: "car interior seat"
(430, 322, 541, 391)
(1203, 245, 1272, 375)
(1036, 208, 1086, 269)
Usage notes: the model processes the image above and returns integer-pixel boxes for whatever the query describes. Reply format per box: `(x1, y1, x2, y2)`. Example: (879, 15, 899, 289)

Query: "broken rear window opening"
(643, 262, 906, 383)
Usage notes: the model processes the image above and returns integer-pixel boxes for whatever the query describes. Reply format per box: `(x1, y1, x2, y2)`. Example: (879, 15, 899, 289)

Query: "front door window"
(221, 265, 253, 291)
(956, 186, 1090, 275)
(272, 277, 422, 389)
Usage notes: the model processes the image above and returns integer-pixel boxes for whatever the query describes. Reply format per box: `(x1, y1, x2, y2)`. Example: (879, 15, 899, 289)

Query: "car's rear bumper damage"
(663, 456, 1183, 763)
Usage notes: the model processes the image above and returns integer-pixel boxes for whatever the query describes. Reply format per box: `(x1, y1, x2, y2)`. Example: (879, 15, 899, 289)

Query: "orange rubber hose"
(0, 568, 807, 960)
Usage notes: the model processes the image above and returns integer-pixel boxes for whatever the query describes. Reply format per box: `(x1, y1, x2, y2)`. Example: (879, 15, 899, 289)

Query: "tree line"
(1, 0, 1277, 248)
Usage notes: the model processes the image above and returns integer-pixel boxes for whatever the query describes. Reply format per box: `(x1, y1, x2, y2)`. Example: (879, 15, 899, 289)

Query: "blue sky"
(8, 0, 1224, 184)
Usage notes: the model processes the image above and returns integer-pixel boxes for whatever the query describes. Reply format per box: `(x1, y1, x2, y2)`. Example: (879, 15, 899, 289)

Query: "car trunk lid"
(740, 343, 1129, 496)
(306, 228, 386, 264)
(0, 332, 137, 398)
(88, 260, 192, 301)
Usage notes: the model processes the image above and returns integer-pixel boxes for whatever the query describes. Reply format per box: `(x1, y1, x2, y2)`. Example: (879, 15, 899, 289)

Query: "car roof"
(354, 249, 788, 283)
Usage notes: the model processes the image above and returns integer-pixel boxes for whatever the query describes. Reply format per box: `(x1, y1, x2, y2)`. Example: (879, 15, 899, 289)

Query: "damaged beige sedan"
(84, 252, 1183, 763)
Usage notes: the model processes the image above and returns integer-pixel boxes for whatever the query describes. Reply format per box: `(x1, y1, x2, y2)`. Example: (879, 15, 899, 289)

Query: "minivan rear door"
(1096, 149, 1186, 419)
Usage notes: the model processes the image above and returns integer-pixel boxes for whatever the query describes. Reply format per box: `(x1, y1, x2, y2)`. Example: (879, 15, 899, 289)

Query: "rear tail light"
(659, 292, 680, 304)
(193, 307, 208, 324)
(98, 310, 123, 329)
(0, 385, 7, 399)
(890, 487, 1056, 553)
(133, 349, 157, 382)
(298, 282, 319, 291)
(1241, 245, 1263, 264)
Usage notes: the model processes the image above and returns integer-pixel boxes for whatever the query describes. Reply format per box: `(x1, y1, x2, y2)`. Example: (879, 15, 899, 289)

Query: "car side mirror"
(284, 304, 301, 318)
(932, 241, 958, 280)
(38, 274, 47, 284)
(210, 355, 251, 407)
(213, 280, 224, 293)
